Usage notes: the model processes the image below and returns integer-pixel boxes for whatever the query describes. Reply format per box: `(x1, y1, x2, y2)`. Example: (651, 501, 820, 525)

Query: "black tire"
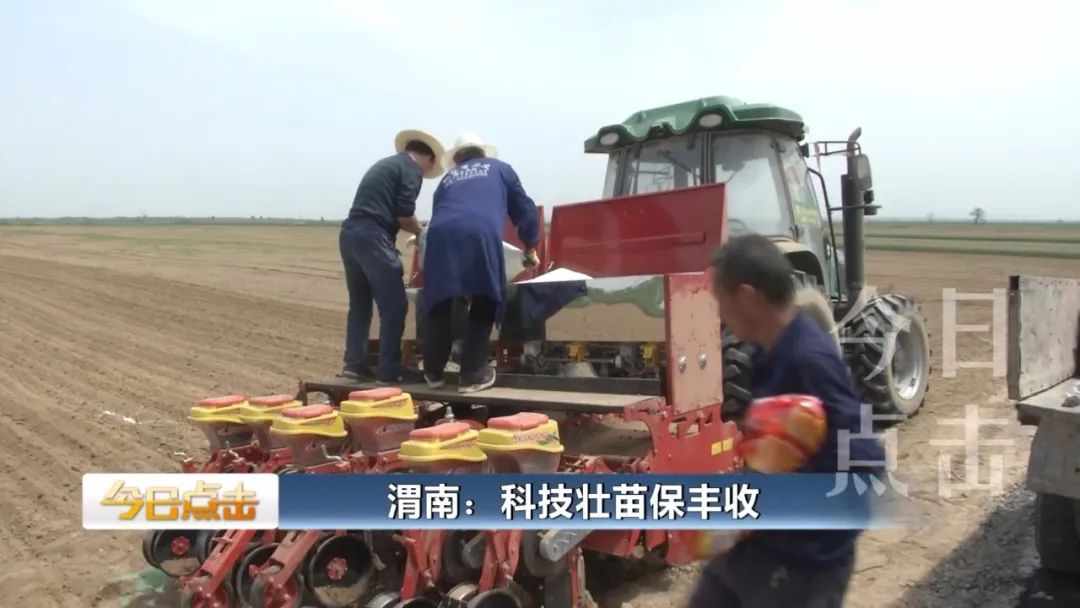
(194, 530, 221, 563)
(441, 530, 483, 584)
(717, 270, 832, 422)
(235, 543, 279, 608)
(153, 530, 204, 578)
(1035, 493, 1080, 575)
(142, 530, 160, 569)
(843, 294, 931, 418)
(720, 327, 755, 422)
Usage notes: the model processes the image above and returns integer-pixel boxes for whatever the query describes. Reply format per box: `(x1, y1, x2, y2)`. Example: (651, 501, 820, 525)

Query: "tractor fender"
(772, 239, 827, 291)
(796, 286, 840, 352)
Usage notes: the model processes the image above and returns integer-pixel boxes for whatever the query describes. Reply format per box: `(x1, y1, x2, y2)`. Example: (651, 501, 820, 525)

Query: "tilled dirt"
(0, 256, 345, 607)
(1, 226, 1080, 607)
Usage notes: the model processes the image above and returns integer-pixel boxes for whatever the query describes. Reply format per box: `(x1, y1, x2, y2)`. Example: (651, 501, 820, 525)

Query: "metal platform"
(301, 376, 656, 414)
(1016, 377, 1080, 426)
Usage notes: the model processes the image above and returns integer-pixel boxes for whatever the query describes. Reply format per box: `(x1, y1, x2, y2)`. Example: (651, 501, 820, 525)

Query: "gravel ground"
(896, 484, 1080, 608)
(590, 484, 1080, 608)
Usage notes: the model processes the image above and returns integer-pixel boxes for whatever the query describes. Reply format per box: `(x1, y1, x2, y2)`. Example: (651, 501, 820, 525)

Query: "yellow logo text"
(99, 480, 259, 522)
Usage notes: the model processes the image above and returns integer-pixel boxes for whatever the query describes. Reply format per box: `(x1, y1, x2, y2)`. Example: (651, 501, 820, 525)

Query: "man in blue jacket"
(420, 133, 540, 393)
(338, 130, 444, 384)
(686, 234, 886, 608)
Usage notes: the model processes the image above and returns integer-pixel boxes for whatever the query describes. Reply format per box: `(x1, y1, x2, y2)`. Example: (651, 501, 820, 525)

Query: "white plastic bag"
(519, 267, 593, 283)
(502, 241, 528, 281)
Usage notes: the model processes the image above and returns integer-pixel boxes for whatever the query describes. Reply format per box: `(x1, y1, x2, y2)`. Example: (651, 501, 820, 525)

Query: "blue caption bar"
(278, 473, 899, 530)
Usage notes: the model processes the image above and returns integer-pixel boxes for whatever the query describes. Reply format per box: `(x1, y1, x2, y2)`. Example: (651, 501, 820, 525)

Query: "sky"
(2, 0, 1078, 221)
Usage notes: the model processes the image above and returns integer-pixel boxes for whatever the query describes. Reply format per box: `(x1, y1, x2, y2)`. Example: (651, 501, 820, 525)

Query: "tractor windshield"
(616, 136, 703, 196)
(604, 132, 792, 237)
(712, 132, 791, 237)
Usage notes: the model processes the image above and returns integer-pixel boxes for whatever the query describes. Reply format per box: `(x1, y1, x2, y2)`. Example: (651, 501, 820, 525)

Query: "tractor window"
(712, 133, 790, 237)
(619, 136, 703, 195)
(778, 141, 822, 225)
(602, 153, 619, 199)
(778, 139, 830, 283)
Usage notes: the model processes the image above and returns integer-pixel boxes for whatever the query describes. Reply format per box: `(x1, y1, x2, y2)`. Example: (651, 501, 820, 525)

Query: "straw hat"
(442, 132, 498, 172)
(394, 129, 446, 179)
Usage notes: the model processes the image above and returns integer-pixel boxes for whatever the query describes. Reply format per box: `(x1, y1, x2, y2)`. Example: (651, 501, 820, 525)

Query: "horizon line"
(2, 216, 1078, 225)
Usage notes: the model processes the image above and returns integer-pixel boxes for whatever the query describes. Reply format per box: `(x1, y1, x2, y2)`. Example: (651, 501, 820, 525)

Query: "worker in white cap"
(419, 132, 540, 393)
(338, 129, 445, 384)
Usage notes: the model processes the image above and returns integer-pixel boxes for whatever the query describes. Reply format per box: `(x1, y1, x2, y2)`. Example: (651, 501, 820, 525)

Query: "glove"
(523, 248, 540, 268)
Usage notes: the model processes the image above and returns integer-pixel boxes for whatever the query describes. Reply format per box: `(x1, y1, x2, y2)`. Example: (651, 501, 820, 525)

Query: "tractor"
(144, 96, 932, 608)
(577, 95, 932, 420)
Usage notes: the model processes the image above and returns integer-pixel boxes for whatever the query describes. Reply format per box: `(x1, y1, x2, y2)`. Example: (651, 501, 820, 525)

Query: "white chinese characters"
(388, 483, 463, 520)
(497, 482, 760, 521)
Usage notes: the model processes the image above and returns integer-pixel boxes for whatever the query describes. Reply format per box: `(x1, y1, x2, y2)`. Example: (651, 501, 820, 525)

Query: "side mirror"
(799, 143, 810, 158)
(853, 154, 873, 191)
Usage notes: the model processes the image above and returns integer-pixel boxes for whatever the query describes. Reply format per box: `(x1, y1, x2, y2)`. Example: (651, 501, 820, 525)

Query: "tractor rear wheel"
(720, 327, 754, 422)
(843, 294, 931, 418)
(719, 282, 838, 423)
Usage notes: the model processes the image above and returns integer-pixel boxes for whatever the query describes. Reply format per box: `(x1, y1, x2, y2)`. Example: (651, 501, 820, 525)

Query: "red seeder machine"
(141, 96, 930, 608)
(150, 232, 742, 608)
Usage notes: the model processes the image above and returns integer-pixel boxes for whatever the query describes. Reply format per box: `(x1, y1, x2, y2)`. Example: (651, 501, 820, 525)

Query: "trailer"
(1008, 275, 1080, 575)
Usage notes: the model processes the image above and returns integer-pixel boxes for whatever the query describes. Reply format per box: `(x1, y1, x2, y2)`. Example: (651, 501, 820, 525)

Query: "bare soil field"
(1, 225, 1078, 607)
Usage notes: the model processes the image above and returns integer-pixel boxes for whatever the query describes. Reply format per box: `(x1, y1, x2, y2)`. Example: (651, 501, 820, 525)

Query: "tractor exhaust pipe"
(841, 127, 867, 304)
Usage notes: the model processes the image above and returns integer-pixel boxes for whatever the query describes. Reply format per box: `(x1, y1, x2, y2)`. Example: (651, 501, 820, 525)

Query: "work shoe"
(424, 373, 446, 390)
(459, 368, 496, 393)
(338, 369, 373, 382)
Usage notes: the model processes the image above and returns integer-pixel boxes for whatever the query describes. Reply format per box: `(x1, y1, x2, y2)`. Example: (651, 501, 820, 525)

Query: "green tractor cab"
(584, 96, 931, 419)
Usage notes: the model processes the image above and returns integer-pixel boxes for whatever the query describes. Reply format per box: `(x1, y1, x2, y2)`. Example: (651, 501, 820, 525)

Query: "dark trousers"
(686, 540, 854, 608)
(339, 222, 407, 382)
(422, 295, 496, 383)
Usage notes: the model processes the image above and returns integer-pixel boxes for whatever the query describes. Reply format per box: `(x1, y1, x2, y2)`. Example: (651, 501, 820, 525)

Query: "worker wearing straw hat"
(419, 132, 541, 393)
(338, 129, 445, 384)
